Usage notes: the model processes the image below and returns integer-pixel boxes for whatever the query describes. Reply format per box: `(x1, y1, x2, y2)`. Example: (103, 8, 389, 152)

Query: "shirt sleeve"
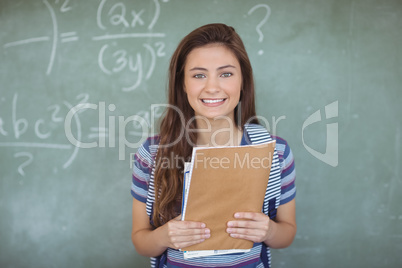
(131, 139, 153, 203)
(276, 137, 296, 205)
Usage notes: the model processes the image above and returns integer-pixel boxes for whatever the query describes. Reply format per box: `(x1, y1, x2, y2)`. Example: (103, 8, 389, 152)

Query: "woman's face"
(183, 44, 242, 122)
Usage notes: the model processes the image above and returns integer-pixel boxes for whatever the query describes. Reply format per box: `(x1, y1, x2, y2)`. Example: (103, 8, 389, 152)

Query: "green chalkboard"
(1, 0, 401, 267)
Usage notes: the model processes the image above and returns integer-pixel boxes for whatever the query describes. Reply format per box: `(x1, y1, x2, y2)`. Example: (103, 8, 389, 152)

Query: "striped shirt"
(131, 124, 296, 267)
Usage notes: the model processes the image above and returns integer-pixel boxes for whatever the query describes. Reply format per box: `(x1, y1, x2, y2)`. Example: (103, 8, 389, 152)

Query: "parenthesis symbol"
(149, 0, 160, 30)
(99, 44, 112, 75)
(63, 101, 81, 169)
(43, 0, 58, 75)
(97, 0, 107, 30)
(143, 43, 155, 80)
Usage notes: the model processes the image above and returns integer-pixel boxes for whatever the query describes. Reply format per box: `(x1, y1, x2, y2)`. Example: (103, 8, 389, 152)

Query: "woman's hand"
(226, 200, 296, 249)
(132, 198, 211, 256)
(163, 216, 210, 250)
(226, 212, 272, 243)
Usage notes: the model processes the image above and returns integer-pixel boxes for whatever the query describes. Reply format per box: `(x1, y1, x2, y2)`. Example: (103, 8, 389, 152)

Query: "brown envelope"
(182, 141, 276, 251)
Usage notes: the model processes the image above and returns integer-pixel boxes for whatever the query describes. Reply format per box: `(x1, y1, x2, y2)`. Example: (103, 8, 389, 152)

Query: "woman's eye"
(221, 73, 232, 78)
(194, 74, 205, 78)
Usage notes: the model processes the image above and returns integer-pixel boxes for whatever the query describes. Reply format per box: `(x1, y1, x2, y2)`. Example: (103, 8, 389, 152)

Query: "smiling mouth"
(201, 99, 226, 104)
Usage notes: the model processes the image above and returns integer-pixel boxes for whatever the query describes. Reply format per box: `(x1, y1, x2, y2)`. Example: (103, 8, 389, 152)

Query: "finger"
(168, 218, 206, 230)
(168, 228, 210, 237)
(227, 232, 261, 243)
(169, 233, 211, 249)
(171, 232, 210, 243)
(228, 212, 269, 228)
(177, 220, 207, 229)
(226, 226, 265, 237)
(171, 238, 207, 250)
(227, 220, 263, 229)
(175, 215, 208, 229)
(226, 227, 267, 243)
(233, 212, 266, 221)
(171, 215, 207, 228)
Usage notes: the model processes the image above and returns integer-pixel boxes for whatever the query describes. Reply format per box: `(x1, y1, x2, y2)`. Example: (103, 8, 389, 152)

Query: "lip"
(200, 98, 226, 107)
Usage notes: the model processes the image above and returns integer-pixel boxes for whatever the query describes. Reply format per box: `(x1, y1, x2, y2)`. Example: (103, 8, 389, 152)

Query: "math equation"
(3, 0, 168, 92)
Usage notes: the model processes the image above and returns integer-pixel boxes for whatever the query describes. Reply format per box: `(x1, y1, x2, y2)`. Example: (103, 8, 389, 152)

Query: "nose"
(204, 76, 220, 94)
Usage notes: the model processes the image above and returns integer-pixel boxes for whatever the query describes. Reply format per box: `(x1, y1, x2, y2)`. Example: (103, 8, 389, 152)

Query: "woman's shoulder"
(136, 135, 161, 160)
(244, 123, 291, 153)
(244, 123, 288, 143)
(142, 135, 161, 147)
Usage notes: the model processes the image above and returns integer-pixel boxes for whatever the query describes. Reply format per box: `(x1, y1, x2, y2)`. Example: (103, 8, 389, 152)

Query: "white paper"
(183, 249, 251, 259)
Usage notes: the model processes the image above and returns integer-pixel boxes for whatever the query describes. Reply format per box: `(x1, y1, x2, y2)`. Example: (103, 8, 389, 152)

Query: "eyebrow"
(189, 65, 237, 72)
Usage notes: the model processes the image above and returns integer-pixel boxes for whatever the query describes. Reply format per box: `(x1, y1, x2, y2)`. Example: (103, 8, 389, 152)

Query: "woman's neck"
(195, 117, 242, 147)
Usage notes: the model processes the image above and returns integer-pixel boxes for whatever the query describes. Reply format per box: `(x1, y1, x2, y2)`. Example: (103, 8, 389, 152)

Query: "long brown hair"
(152, 23, 259, 227)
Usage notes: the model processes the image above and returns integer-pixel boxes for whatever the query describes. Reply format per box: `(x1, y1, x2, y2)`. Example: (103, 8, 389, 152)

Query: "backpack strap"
(244, 123, 273, 144)
(244, 124, 281, 268)
(244, 124, 281, 218)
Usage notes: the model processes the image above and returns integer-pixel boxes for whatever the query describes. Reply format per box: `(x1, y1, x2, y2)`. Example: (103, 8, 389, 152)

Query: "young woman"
(131, 23, 296, 268)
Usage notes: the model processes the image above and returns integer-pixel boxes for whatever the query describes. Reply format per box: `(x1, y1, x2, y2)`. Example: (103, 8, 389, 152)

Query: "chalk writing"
(0, 0, 172, 174)
(94, 0, 167, 91)
(3, 0, 76, 75)
(129, 105, 164, 136)
(14, 152, 33, 177)
(55, 0, 72, 13)
(3, 0, 168, 92)
(247, 4, 271, 55)
(97, 0, 161, 31)
(0, 93, 90, 174)
(60, 32, 79, 43)
(97, 42, 165, 91)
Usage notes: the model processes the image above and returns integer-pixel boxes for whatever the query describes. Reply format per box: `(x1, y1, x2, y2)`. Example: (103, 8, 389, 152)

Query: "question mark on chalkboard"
(14, 152, 33, 176)
(247, 4, 271, 55)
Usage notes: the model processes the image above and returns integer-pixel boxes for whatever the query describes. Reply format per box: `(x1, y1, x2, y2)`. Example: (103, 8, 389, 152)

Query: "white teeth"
(202, 99, 225, 103)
